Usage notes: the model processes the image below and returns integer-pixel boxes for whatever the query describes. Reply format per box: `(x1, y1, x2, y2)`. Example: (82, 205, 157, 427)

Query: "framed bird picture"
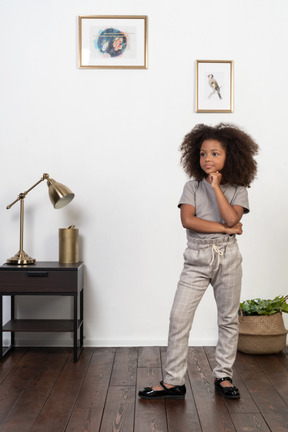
(196, 60, 234, 113)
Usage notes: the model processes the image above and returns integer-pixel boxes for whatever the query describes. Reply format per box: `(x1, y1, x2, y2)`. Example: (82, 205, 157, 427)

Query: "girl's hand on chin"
(209, 171, 222, 187)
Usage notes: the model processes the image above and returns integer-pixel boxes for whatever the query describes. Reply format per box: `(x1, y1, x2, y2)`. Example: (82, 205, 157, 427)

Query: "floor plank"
(0, 348, 27, 384)
(138, 346, 161, 368)
(0, 346, 287, 432)
(249, 389, 288, 432)
(30, 348, 93, 432)
(99, 385, 135, 432)
(204, 346, 260, 415)
(231, 413, 271, 432)
(254, 354, 288, 404)
(187, 347, 236, 432)
(66, 348, 115, 432)
(161, 347, 202, 432)
(135, 366, 167, 432)
(110, 347, 137, 386)
(0, 349, 70, 432)
(234, 352, 272, 390)
(0, 349, 49, 424)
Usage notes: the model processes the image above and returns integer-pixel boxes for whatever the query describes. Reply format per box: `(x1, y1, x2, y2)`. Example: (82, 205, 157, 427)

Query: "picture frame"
(196, 60, 234, 113)
(78, 15, 148, 69)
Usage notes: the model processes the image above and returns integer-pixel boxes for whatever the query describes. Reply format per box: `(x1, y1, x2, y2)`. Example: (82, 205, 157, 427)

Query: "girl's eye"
(200, 153, 205, 157)
(212, 153, 219, 156)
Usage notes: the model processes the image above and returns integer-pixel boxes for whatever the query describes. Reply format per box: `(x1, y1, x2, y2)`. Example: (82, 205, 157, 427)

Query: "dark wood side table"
(0, 261, 84, 362)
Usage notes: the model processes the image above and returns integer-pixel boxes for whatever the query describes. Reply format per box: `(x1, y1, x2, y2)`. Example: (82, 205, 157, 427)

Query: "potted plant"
(238, 295, 288, 354)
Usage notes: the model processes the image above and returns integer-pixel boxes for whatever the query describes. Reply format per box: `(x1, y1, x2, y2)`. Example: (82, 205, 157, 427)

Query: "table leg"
(80, 289, 83, 348)
(11, 295, 15, 347)
(73, 293, 78, 362)
(0, 295, 2, 361)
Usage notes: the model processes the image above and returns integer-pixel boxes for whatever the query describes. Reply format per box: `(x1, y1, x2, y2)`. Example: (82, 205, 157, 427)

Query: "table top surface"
(0, 261, 84, 271)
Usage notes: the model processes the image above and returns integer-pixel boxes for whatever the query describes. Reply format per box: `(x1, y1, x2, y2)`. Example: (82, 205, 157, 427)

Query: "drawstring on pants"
(210, 244, 223, 270)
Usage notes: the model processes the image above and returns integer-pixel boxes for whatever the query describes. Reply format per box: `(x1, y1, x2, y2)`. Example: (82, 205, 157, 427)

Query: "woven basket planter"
(238, 312, 288, 355)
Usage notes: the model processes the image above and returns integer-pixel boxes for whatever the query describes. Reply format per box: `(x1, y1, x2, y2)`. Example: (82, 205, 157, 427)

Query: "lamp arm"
(6, 173, 50, 210)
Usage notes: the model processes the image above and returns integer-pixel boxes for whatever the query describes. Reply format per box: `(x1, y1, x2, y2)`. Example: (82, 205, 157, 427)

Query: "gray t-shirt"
(178, 179, 249, 240)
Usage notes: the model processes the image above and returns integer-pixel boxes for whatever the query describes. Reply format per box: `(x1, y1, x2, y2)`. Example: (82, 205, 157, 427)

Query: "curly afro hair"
(180, 123, 259, 187)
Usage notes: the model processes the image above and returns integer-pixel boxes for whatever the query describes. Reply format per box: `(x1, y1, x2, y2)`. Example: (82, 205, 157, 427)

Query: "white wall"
(0, 0, 288, 347)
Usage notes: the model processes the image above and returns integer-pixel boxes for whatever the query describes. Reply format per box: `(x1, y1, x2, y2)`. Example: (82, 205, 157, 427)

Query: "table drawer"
(0, 270, 79, 293)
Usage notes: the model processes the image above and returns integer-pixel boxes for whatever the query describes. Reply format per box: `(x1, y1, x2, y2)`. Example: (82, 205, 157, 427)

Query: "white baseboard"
(84, 338, 218, 347)
(4, 336, 218, 348)
(4, 333, 217, 347)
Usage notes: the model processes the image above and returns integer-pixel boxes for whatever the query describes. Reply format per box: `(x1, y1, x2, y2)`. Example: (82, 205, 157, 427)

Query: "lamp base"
(6, 250, 36, 265)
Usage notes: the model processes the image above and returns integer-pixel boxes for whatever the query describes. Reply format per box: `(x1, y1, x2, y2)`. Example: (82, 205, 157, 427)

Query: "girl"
(139, 123, 259, 400)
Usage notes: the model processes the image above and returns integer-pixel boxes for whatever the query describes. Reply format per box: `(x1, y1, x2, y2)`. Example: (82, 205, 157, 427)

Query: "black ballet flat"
(214, 377, 240, 399)
(138, 380, 186, 400)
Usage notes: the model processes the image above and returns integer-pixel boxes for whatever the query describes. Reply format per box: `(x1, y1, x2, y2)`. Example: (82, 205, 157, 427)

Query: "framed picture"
(78, 15, 148, 69)
(196, 60, 234, 113)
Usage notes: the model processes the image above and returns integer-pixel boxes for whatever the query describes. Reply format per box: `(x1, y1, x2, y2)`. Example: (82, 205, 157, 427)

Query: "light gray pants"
(164, 235, 242, 386)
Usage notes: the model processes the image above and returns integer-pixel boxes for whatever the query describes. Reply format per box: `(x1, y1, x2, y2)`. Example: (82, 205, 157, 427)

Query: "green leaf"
(239, 295, 288, 316)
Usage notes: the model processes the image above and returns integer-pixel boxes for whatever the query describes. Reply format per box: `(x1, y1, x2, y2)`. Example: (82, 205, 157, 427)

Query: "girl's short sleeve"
(178, 181, 198, 208)
(231, 186, 250, 213)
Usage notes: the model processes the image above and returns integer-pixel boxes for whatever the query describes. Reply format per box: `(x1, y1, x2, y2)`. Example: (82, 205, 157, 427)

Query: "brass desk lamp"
(6, 173, 74, 265)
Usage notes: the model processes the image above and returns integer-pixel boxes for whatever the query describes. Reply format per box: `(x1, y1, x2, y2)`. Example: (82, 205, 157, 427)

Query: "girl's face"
(200, 139, 226, 176)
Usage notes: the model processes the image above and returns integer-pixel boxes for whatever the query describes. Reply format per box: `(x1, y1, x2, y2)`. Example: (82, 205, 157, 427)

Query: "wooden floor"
(0, 346, 288, 432)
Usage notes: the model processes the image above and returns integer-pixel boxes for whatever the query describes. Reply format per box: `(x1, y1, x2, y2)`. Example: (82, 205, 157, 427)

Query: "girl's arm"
(180, 204, 243, 235)
(209, 172, 244, 227)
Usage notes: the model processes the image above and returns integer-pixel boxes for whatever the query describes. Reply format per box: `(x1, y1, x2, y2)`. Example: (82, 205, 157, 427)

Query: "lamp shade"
(47, 178, 75, 209)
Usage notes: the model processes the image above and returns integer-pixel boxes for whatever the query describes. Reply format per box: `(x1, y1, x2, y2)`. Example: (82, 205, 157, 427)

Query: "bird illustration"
(208, 74, 222, 99)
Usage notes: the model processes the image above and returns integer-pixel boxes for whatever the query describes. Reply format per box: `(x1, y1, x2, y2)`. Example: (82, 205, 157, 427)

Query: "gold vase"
(59, 226, 79, 263)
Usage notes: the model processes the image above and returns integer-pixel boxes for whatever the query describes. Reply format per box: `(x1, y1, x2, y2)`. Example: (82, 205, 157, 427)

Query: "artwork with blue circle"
(96, 28, 127, 57)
